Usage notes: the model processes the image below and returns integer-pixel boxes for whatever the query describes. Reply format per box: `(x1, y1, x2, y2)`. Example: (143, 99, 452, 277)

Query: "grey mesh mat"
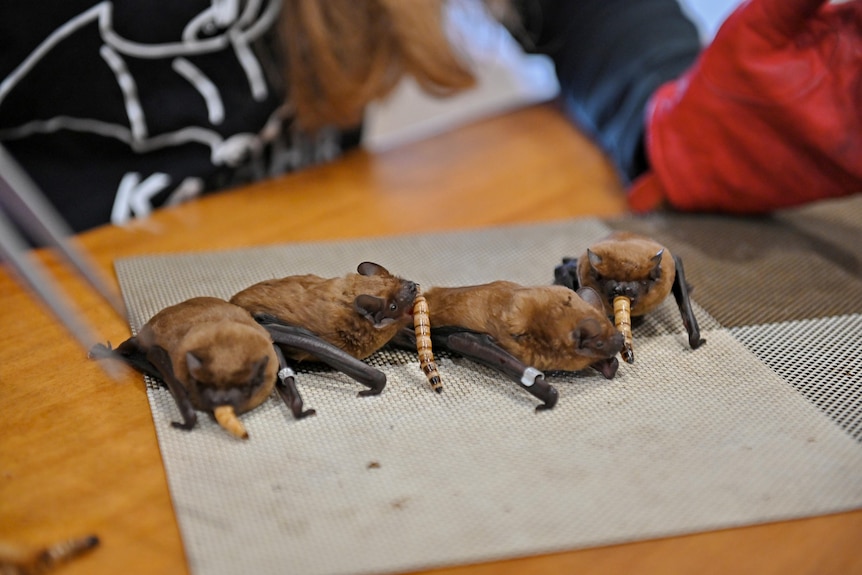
(111, 196, 862, 575)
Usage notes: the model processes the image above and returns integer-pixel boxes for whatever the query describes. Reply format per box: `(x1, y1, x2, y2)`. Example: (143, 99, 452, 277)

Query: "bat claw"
(357, 388, 383, 397)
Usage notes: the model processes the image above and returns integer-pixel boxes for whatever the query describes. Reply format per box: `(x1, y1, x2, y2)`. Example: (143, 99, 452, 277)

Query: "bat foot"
(689, 335, 706, 349)
(290, 402, 316, 419)
(170, 419, 197, 431)
(528, 376, 558, 411)
(357, 373, 387, 397)
(434, 386, 444, 394)
(87, 342, 113, 359)
(534, 386, 559, 412)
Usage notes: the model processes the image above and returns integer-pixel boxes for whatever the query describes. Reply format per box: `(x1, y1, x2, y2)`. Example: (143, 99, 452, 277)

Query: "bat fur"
(230, 262, 417, 361)
(424, 281, 624, 373)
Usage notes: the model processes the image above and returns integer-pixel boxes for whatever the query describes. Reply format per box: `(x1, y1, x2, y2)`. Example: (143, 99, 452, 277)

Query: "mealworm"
(213, 405, 249, 440)
(613, 295, 635, 364)
(0, 534, 99, 575)
(413, 288, 443, 393)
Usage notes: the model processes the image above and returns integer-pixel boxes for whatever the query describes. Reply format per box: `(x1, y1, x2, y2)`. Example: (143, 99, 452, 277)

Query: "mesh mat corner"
(112, 204, 862, 575)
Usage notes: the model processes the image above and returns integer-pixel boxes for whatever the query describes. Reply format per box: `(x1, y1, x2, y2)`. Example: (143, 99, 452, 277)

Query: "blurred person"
(1, 0, 859, 233)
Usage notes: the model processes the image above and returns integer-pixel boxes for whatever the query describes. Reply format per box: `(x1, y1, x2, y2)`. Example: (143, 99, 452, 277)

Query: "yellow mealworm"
(413, 289, 443, 393)
(0, 534, 99, 575)
(613, 295, 635, 364)
(213, 405, 249, 439)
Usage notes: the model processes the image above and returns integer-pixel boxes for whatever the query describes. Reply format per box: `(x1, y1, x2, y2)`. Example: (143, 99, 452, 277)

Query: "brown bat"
(230, 262, 416, 395)
(89, 297, 315, 439)
(554, 231, 706, 363)
(391, 281, 624, 411)
(0, 535, 99, 575)
(425, 281, 624, 373)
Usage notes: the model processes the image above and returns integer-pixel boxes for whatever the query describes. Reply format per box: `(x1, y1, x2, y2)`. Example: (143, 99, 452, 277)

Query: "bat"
(424, 282, 624, 373)
(89, 297, 313, 439)
(230, 262, 416, 396)
(0, 535, 99, 574)
(413, 286, 443, 393)
(554, 231, 706, 363)
(391, 281, 624, 411)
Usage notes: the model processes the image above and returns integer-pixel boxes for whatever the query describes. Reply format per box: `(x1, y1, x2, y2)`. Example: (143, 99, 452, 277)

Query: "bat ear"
(650, 249, 664, 280)
(587, 249, 603, 269)
(571, 318, 600, 350)
(252, 355, 269, 384)
(186, 351, 204, 377)
(576, 287, 605, 312)
(354, 294, 390, 326)
(357, 262, 389, 277)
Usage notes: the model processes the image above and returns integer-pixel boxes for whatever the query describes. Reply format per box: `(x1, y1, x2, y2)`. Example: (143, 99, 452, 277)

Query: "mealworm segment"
(1, 534, 100, 574)
(413, 288, 443, 393)
(213, 404, 249, 439)
(613, 295, 635, 364)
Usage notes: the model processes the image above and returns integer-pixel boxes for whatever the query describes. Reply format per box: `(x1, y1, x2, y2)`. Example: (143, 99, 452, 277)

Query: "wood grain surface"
(1, 104, 859, 575)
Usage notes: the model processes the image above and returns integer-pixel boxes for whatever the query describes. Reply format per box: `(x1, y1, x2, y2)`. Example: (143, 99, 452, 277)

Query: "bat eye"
(389, 303, 398, 311)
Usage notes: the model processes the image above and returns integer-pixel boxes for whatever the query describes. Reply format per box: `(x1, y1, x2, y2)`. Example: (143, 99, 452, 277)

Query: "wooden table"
(1, 104, 859, 575)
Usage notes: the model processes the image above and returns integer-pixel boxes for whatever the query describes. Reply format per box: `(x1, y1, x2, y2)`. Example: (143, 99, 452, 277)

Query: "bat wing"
(670, 254, 707, 350)
(254, 314, 386, 396)
(418, 326, 557, 411)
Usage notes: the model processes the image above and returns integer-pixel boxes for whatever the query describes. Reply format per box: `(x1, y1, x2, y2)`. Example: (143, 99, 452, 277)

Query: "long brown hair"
(280, 0, 511, 130)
